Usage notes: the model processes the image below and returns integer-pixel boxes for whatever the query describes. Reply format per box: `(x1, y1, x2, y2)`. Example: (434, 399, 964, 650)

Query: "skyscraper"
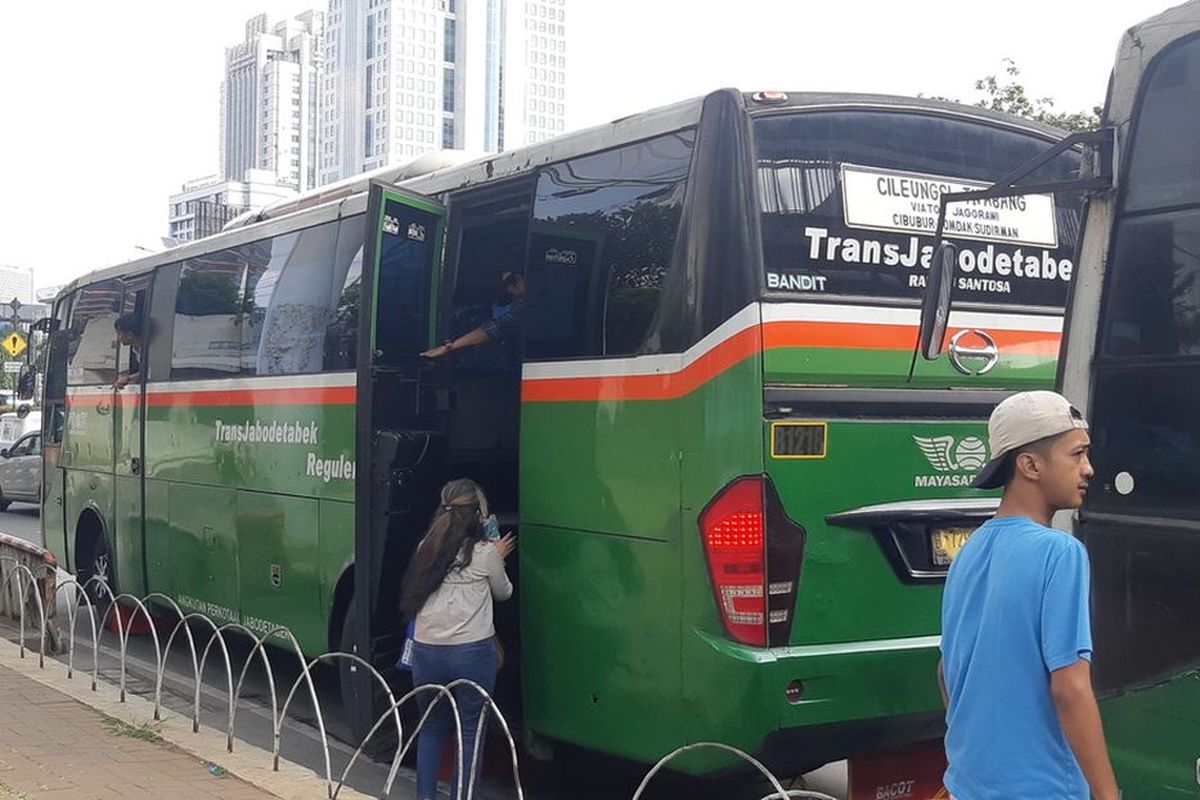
(0, 266, 33, 306)
(167, 171, 296, 244)
(221, 11, 325, 193)
(462, 0, 567, 152)
(319, 0, 567, 185)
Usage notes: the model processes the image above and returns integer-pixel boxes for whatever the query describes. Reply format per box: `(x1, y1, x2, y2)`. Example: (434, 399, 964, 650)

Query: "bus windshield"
(754, 110, 1081, 307)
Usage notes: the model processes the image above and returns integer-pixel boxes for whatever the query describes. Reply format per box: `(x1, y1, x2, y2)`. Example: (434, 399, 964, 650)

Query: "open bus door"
(113, 274, 152, 598)
(345, 181, 448, 739)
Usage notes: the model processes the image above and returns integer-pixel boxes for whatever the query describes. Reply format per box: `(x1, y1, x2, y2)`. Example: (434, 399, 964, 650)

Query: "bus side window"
(1105, 36, 1200, 359)
(168, 218, 365, 380)
(118, 277, 151, 383)
(322, 215, 366, 372)
(246, 220, 342, 376)
(172, 250, 247, 379)
(44, 294, 73, 412)
(65, 280, 122, 387)
(526, 130, 695, 359)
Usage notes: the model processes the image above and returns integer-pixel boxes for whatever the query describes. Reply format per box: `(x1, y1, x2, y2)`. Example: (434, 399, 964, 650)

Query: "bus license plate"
(931, 527, 975, 566)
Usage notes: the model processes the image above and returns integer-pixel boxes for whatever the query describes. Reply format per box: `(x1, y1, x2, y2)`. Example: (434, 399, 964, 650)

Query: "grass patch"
(0, 780, 29, 798)
(102, 716, 163, 742)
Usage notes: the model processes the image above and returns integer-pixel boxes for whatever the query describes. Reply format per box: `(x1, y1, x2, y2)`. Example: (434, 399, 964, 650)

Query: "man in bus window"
(113, 313, 143, 390)
(939, 391, 1119, 800)
(420, 271, 524, 358)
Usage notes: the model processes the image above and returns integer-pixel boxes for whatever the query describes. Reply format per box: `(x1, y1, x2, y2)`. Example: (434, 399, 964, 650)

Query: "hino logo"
(948, 329, 999, 375)
(913, 435, 988, 488)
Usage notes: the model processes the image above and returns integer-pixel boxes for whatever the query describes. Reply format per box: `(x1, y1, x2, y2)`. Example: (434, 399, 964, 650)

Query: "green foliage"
(177, 270, 242, 315)
(0, 779, 30, 798)
(933, 59, 1101, 133)
(546, 200, 683, 353)
(102, 716, 163, 742)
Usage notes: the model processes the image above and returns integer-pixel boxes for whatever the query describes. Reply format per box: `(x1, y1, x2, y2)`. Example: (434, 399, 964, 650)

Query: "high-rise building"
(221, 11, 325, 193)
(0, 266, 34, 306)
(462, 0, 567, 152)
(167, 171, 297, 244)
(319, 0, 567, 185)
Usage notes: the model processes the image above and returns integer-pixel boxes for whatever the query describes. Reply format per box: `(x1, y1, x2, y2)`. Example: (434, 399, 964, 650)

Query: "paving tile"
(0, 663, 281, 799)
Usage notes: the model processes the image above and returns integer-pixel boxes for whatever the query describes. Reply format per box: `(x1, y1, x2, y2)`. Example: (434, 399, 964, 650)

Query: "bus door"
(348, 182, 447, 734)
(113, 274, 152, 597)
(60, 279, 122, 590)
(38, 297, 73, 568)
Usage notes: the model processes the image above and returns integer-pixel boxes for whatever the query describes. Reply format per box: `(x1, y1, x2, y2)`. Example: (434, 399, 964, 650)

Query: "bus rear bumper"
(681, 630, 946, 775)
(756, 711, 945, 777)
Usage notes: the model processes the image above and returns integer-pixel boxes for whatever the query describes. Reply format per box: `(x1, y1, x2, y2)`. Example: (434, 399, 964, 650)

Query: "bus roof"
(58, 89, 1069, 299)
(1105, 2, 1200, 141)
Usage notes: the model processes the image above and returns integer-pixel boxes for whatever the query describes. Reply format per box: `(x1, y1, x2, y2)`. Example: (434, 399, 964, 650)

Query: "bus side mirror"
(16, 365, 35, 402)
(30, 317, 58, 334)
(919, 242, 957, 360)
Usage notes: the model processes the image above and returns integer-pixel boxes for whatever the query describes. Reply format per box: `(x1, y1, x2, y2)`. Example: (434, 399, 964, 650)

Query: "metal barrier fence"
(1, 547, 837, 800)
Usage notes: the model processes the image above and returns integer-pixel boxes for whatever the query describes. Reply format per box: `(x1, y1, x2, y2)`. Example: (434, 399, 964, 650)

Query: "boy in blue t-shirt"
(940, 391, 1119, 800)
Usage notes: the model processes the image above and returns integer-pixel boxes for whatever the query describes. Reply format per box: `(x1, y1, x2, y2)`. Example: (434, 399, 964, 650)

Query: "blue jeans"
(410, 637, 498, 800)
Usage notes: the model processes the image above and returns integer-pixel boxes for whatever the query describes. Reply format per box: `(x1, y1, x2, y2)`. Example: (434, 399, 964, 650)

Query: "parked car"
(0, 432, 41, 509)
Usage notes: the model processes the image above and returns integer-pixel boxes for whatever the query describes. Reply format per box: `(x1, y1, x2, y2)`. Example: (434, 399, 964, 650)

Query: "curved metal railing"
(1, 552, 850, 799)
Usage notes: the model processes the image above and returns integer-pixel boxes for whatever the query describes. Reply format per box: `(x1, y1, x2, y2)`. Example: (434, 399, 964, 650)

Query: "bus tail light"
(700, 476, 805, 647)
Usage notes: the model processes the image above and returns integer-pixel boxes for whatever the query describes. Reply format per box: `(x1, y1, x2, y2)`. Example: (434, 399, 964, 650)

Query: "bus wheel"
(81, 533, 115, 611)
(338, 595, 402, 755)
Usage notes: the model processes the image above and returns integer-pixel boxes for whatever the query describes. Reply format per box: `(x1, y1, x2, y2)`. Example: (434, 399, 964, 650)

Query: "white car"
(0, 410, 41, 454)
(0, 432, 41, 510)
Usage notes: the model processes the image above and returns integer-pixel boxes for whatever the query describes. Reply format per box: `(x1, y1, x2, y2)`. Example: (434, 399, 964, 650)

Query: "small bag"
(396, 620, 417, 671)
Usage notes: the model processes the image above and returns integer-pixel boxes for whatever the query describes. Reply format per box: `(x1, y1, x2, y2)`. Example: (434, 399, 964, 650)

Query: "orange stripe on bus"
(64, 394, 111, 408)
(522, 321, 1062, 402)
(69, 387, 357, 407)
(146, 387, 357, 406)
(521, 325, 763, 403)
(63, 321, 1061, 409)
(761, 320, 1060, 354)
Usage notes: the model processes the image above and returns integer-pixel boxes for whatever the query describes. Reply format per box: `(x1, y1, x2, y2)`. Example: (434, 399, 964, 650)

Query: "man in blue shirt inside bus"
(939, 391, 1120, 800)
(420, 271, 524, 358)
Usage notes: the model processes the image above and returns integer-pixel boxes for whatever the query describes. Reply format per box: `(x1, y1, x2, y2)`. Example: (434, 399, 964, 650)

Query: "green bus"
(40, 89, 1081, 775)
(1057, 4, 1200, 795)
(918, 5, 1200, 795)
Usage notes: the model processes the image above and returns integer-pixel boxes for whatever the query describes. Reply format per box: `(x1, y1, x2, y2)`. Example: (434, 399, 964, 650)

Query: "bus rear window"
(754, 110, 1081, 307)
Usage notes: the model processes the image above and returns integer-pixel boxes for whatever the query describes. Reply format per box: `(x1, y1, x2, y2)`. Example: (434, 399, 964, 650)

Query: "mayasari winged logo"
(914, 435, 959, 472)
(913, 435, 989, 473)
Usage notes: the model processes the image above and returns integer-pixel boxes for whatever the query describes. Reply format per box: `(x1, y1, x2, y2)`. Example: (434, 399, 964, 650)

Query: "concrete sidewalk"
(0, 661, 276, 799)
(0, 633, 375, 800)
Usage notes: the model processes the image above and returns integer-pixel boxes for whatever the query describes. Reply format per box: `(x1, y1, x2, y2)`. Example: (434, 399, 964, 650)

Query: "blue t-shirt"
(941, 516, 1093, 800)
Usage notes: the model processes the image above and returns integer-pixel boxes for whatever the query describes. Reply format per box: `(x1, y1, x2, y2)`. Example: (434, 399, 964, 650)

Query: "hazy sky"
(0, 0, 1174, 291)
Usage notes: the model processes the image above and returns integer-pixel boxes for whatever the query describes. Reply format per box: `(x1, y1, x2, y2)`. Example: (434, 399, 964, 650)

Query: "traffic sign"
(2, 362, 21, 374)
(1, 332, 25, 358)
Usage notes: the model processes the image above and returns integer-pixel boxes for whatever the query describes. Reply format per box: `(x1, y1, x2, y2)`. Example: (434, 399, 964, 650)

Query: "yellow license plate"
(931, 527, 975, 566)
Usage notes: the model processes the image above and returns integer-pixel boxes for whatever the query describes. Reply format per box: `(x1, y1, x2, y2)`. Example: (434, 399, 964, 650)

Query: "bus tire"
(338, 595, 402, 754)
(78, 527, 115, 610)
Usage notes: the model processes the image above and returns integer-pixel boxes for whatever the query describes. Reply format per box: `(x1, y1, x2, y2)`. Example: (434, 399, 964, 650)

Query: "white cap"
(971, 391, 1089, 489)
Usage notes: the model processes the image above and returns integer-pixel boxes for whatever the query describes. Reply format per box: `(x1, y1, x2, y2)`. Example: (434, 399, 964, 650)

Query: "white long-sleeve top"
(414, 541, 513, 646)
